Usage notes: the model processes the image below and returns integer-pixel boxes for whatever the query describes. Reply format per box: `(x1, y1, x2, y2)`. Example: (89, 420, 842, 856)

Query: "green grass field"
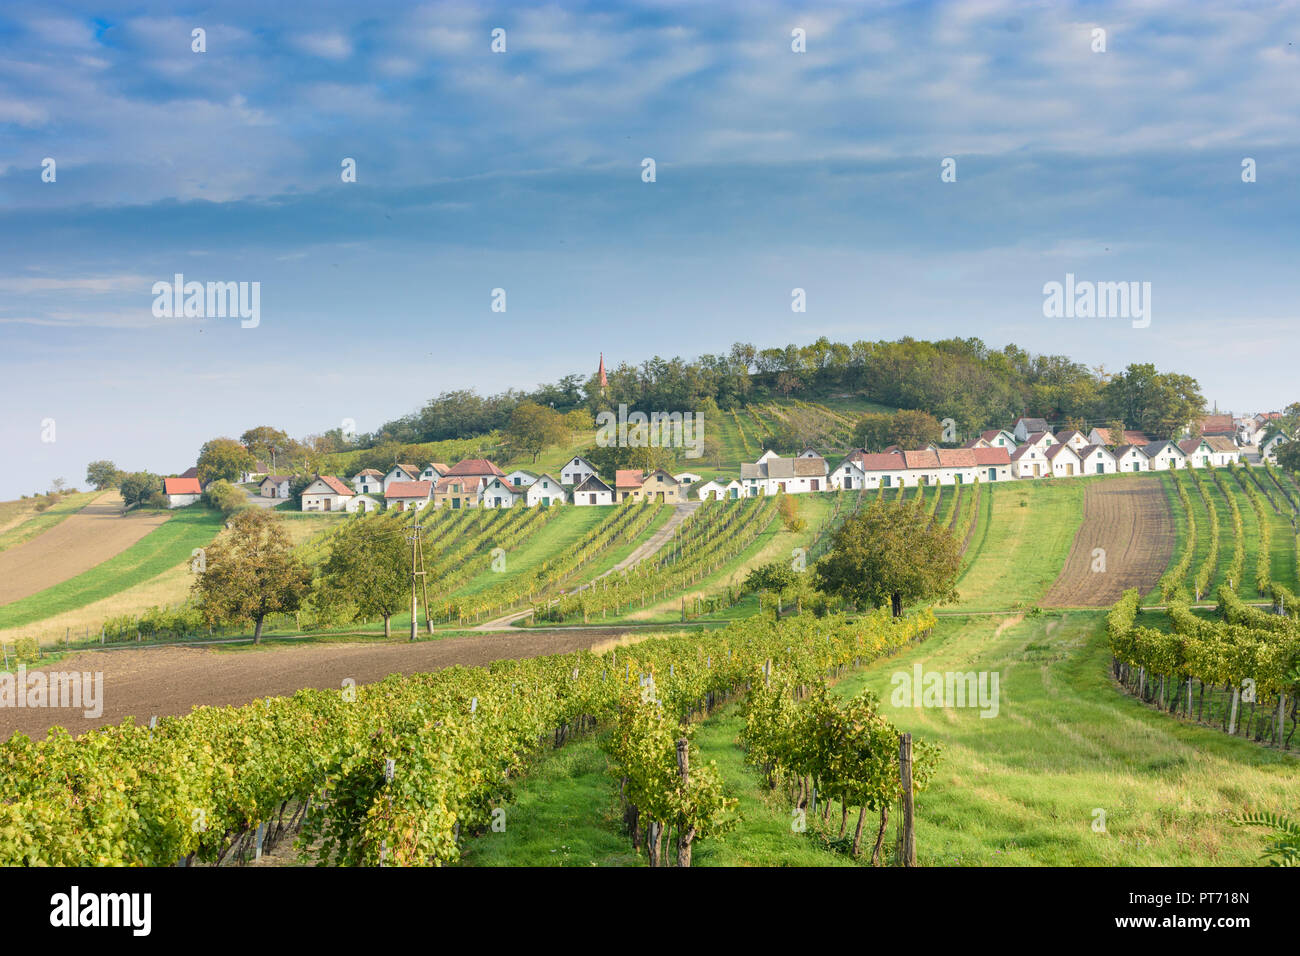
(0, 506, 227, 629)
(461, 610, 1298, 867)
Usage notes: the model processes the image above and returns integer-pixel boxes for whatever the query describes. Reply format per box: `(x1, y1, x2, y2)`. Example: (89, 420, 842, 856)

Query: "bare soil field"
(0, 492, 169, 605)
(1041, 476, 1173, 607)
(0, 627, 653, 740)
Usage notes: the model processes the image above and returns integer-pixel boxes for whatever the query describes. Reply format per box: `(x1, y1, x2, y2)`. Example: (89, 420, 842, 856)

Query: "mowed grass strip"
(0, 507, 227, 630)
(953, 479, 1085, 612)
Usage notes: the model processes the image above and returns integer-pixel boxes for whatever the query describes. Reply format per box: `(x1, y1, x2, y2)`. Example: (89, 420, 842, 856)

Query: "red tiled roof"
(971, 448, 1011, 465)
(164, 477, 201, 495)
(446, 459, 505, 477)
(385, 480, 432, 499)
(315, 475, 355, 496)
(1200, 414, 1234, 436)
(901, 450, 940, 469)
(355, 468, 384, 477)
(427, 462, 450, 473)
(936, 449, 977, 467)
(615, 469, 645, 488)
(855, 453, 905, 471)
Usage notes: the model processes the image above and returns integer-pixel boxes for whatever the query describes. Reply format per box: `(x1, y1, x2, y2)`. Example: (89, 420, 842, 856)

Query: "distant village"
(158, 410, 1292, 512)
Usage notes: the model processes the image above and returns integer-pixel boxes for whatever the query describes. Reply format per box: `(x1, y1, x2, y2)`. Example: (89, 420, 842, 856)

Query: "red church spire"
(597, 352, 608, 389)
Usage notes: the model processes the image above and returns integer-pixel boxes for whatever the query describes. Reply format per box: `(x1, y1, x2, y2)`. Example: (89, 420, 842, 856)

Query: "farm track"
(1041, 477, 1174, 607)
(0, 493, 169, 605)
(0, 628, 652, 740)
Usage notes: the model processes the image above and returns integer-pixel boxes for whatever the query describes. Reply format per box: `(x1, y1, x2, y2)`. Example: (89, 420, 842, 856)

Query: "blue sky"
(2, 0, 1298, 499)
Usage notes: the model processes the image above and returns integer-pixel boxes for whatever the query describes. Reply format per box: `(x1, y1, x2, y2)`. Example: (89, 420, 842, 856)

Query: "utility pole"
(407, 523, 426, 641)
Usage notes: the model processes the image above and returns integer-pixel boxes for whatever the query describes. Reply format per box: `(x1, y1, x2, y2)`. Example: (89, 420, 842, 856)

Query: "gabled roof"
(1113, 444, 1150, 459)
(565, 456, 597, 469)
(1144, 440, 1185, 457)
(528, 474, 565, 492)
(1010, 444, 1040, 461)
(1204, 435, 1239, 453)
(971, 447, 1012, 465)
(1092, 428, 1150, 446)
(981, 429, 1013, 441)
(961, 437, 990, 449)
(164, 477, 201, 495)
(1044, 443, 1080, 461)
(1077, 443, 1115, 459)
(446, 459, 505, 477)
(423, 462, 450, 474)
(484, 477, 524, 494)
(642, 468, 679, 484)
(387, 464, 418, 478)
(354, 468, 384, 478)
(261, 474, 291, 484)
(1024, 430, 1052, 444)
(1014, 417, 1049, 431)
(179, 466, 198, 479)
(1177, 438, 1212, 455)
(615, 469, 645, 488)
(1054, 429, 1085, 443)
(386, 480, 432, 499)
(312, 475, 355, 496)
(574, 474, 614, 493)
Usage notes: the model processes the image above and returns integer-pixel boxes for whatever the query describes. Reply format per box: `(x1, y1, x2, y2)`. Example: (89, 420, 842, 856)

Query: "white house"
(351, 469, 384, 495)
(1203, 436, 1241, 467)
(302, 475, 356, 512)
(1113, 444, 1151, 473)
(1010, 443, 1049, 479)
(1022, 430, 1057, 451)
(1261, 433, 1289, 462)
(1012, 417, 1050, 442)
(1177, 438, 1215, 469)
(1088, 428, 1150, 448)
(829, 456, 868, 491)
(238, 460, 269, 484)
(963, 429, 1017, 451)
(895, 449, 981, 487)
(1078, 444, 1118, 476)
(480, 476, 525, 508)
(344, 493, 381, 513)
(384, 480, 432, 512)
(258, 475, 291, 499)
(972, 447, 1013, 482)
(573, 474, 615, 506)
(855, 453, 907, 490)
(526, 474, 568, 507)
(674, 472, 702, 485)
(1054, 430, 1089, 451)
(1044, 442, 1083, 478)
(560, 456, 599, 486)
(505, 469, 537, 487)
(696, 480, 725, 501)
(740, 453, 829, 495)
(163, 476, 202, 508)
(419, 462, 450, 483)
(1144, 441, 1188, 471)
(383, 464, 421, 492)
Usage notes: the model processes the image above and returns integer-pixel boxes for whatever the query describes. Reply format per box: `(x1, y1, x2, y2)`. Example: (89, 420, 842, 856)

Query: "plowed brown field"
(0, 628, 653, 740)
(1041, 476, 1173, 607)
(0, 492, 169, 605)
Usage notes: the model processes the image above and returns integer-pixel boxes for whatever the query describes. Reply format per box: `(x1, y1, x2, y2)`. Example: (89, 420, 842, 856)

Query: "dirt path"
(0, 492, 170, 605)
(1040, 477, 1173, 607)
(0, 628, 656, 740)
(475, 501, 700, 630)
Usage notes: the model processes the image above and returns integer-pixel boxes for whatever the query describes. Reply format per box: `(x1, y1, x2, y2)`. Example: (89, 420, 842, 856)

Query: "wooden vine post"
(898, 732, 917, 867)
